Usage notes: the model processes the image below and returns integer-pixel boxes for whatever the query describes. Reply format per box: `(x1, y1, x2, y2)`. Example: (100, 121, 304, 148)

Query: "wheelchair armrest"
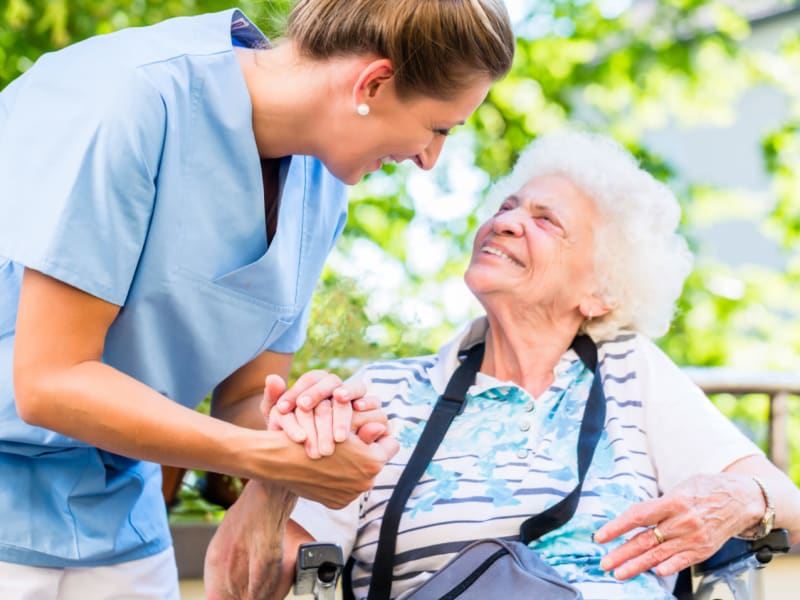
(693, 529, 791, 574)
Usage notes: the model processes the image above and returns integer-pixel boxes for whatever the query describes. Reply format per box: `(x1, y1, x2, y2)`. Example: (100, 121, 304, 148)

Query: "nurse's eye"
(434, 128, 452, 137)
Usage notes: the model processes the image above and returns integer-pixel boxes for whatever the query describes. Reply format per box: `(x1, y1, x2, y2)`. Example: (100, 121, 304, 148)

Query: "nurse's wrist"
(231, 426, 301, 482)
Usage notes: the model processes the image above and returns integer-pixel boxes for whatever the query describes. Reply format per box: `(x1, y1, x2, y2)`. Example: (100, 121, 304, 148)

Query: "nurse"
(0, 1, 515, 598)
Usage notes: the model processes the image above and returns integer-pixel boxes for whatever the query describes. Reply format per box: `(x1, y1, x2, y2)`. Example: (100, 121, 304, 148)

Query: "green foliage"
(3, 0, 798, 490)
(0, 0, 292, 89)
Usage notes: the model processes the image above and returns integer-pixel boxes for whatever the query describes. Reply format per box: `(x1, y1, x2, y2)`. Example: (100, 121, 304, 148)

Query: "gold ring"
(652, 526, 665, 545)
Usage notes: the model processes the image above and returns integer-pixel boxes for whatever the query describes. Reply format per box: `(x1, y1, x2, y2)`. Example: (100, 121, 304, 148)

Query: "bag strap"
(519, 334, 606, 543)
(367, 342, 485, 600)
(366, 336, 605, 600)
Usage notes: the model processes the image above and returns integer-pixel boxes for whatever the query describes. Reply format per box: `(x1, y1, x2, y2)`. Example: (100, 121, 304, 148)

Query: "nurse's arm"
(13, 268, 396, 507)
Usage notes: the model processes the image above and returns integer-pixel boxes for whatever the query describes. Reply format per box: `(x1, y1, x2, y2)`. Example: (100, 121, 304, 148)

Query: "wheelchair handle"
(694, 529, 791, 574)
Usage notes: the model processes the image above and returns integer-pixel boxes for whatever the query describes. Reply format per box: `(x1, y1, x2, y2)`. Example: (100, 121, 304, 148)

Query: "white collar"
(427, 316, 579, 396)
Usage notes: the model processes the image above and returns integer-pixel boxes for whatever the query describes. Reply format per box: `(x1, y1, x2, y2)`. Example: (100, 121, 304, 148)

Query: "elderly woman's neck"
(482, 317, 581, 398)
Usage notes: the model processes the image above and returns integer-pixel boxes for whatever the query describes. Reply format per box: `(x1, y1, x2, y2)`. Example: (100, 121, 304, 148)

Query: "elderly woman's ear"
(579, 296, 610, 321)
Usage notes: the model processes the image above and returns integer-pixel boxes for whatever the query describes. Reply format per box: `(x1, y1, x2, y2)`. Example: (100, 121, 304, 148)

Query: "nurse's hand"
(262, 373, 388, 459)
(270, 429, 399, 508)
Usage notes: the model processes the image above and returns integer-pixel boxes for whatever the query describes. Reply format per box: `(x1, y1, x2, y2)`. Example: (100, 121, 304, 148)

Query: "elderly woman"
(212, 130, 800, 599)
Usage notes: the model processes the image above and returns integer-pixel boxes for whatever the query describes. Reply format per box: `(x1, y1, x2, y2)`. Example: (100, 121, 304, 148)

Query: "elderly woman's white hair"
(487, 130, 693, 340)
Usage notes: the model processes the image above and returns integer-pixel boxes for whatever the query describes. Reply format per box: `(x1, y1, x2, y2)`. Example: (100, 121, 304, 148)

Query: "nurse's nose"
(415, 135, 446, 171)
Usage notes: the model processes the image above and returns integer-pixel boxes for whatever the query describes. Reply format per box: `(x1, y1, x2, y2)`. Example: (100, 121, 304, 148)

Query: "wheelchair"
(293, 529, 791, 600)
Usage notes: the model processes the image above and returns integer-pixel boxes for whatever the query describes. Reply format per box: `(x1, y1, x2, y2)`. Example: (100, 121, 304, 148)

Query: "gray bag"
(398, 538, 582, 599)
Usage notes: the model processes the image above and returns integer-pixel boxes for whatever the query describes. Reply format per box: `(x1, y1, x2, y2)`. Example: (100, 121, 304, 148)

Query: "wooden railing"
(684, 367, 800, 474)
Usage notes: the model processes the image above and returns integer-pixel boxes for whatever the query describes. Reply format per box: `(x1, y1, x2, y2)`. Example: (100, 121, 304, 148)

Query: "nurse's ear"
(351, 59, 395, 114)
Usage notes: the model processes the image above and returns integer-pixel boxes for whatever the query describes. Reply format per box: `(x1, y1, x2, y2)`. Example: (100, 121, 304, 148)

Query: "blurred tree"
(2, 0, 798, 489)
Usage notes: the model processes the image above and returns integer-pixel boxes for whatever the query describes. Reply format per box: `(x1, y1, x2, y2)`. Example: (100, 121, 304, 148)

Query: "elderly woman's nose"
(492, 209, 524, 235)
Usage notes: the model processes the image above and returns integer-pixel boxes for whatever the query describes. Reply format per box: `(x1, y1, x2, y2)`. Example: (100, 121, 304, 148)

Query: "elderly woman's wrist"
(736, 475, 775, 540)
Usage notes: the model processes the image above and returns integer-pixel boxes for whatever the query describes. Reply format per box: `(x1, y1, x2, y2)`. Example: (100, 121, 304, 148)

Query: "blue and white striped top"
(292, 317, 761, 599)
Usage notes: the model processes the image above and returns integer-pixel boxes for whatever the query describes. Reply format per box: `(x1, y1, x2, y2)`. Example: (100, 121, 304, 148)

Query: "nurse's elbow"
(13, 367, 52, 426)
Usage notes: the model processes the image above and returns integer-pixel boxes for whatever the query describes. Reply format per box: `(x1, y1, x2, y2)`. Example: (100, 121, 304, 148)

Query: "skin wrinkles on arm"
(205, 480, 312, 600)
(13, 269, 394, 507)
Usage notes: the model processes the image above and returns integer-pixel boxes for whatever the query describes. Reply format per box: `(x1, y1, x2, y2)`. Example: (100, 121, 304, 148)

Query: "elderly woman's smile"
(480, 243, 524, 267)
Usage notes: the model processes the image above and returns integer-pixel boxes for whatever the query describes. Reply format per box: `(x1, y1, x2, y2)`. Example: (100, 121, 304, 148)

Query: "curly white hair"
(486, 130, 693, 340)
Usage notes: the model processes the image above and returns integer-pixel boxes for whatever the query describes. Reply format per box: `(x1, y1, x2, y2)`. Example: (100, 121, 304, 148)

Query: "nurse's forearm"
(15, 359, 280, 476)
(15, 359, 394, 508)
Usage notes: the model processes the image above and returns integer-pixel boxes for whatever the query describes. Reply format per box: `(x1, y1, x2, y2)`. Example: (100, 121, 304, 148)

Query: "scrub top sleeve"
(270, 301, 313, 354)
(0, 65, 165, 306)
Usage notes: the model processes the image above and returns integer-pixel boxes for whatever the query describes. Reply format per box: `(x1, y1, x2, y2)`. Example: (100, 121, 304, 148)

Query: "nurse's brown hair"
(286, 0, 515, 100)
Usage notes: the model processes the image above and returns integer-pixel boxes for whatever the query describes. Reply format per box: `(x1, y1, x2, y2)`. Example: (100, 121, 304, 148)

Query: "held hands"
(261, 371, 389, 459)
(594, 473, 765, 580)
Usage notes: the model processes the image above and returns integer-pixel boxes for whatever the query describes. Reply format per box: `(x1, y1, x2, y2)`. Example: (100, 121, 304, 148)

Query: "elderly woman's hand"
(261, 373, 388, 459)
(594, 472, 766, 580)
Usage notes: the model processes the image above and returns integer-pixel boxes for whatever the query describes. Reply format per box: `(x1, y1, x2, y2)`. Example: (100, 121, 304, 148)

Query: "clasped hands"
(204, 370, 397, 600)
(261, 369, 391, 458)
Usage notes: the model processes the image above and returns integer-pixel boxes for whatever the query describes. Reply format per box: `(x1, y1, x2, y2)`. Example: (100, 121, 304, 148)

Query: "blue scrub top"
(0, 9, 347, 567)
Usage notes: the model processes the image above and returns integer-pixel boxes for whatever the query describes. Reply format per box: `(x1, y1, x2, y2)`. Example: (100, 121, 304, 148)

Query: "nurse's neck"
(235, 41, 365, 161)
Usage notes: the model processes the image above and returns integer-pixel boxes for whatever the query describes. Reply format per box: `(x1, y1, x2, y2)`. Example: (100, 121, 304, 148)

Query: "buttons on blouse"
(519, 420, 531, 432)
(524, 400, 535, 412)
(516, 448, 529, 459)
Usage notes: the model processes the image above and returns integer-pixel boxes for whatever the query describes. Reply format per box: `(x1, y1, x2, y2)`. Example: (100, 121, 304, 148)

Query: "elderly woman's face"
(465, 174, 599, 315)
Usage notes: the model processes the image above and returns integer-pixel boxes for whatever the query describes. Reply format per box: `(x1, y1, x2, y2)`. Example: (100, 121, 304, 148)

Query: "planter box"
(170, 522, 218, 579)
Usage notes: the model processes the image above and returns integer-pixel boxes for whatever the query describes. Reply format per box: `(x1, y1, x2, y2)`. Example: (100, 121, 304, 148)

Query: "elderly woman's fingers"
(608, 539, 687, 580)
(275, 370, 343, 413)
(332, 383, 362, 443)
(260, 375, 288, 426)
(599, 524, 668, 574)
(355, 422, 388, 444)
(598, 473, 758, 580)
(594, 497, 671, 543)
(352, 399, 389, 442)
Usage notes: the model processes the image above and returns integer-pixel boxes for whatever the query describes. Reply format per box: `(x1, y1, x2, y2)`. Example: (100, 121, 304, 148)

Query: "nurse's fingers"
(276, 371, 343, 413)
(268, 407, 308, 445)
(295, 407, 320, 459)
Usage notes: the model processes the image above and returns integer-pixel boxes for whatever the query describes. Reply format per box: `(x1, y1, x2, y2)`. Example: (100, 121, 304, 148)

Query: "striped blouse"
(292, 317, 761, 599)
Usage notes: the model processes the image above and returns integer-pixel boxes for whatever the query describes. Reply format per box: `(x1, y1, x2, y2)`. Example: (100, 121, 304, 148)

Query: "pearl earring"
(356, 103, 370, 116)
